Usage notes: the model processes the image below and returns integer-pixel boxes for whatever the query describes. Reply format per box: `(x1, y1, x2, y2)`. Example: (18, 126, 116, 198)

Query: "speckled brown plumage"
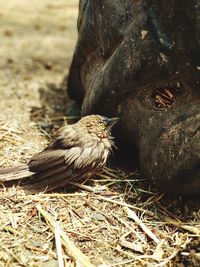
(0, 115, 118, 193)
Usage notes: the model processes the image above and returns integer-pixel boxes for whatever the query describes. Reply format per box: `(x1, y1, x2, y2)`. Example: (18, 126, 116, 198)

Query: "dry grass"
(0, 0, 199, 266)
(0, 172, 200, 266)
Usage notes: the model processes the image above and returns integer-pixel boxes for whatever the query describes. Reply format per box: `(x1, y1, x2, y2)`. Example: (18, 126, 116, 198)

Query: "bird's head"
(78, 115, 119, 139)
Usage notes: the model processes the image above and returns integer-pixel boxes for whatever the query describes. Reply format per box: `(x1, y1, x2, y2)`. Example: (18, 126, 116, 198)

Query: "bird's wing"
(0, 132, 74, 184)
(0, 125, 95, 190)
(24, 144, 101, 193)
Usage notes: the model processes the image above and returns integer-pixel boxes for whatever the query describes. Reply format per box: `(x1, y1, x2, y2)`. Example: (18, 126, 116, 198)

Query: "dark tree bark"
(67, 0, 200, 195)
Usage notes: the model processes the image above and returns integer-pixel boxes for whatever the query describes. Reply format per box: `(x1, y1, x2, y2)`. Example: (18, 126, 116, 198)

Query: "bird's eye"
(100, 124, 106, 130)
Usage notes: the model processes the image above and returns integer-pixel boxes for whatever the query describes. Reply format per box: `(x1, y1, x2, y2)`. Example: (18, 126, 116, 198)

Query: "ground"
(0, 1, 199, 266)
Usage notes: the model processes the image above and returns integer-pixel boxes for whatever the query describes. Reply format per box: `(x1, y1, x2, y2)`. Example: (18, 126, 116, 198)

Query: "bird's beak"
(108, 117, 119, 130)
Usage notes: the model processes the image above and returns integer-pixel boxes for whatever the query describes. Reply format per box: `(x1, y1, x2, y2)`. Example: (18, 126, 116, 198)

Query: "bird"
(0, 115, 118, 193)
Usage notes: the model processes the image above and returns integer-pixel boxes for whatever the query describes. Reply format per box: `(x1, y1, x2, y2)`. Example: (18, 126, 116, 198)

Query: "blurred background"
(0, 0, 79, 166)
(0, 0, 78, 79)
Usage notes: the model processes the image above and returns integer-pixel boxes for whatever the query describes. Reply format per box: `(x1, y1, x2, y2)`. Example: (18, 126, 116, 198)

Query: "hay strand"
(36, 204, 94, 267)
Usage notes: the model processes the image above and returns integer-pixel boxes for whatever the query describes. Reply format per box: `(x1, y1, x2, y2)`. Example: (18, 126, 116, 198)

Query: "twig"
(69, 182, 106, 193)
(55, 223, 64, 267)
(111, 245, 136, 259)
(120, 238, 144, 253)
(91, 179, 145, 182)
(113, 214, 147, 245)
(156, 249, 179, 267)
(5, 257, 12, 267)
(126, 207, 160, 244)
(18, 192, 88, 199)
(166, 218, 200, 235)
(36, 204, 94, 267)
(97, 195, 154, 216)
(2, 226, 23, 236)
(24, 243, 48, 254)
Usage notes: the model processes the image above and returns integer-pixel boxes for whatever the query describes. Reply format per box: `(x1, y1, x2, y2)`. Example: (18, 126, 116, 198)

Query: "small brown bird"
(0, 115, 118, 192)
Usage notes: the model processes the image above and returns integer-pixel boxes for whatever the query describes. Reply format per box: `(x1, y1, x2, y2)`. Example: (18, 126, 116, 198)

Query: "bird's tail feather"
(0, 165, 33, 182)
